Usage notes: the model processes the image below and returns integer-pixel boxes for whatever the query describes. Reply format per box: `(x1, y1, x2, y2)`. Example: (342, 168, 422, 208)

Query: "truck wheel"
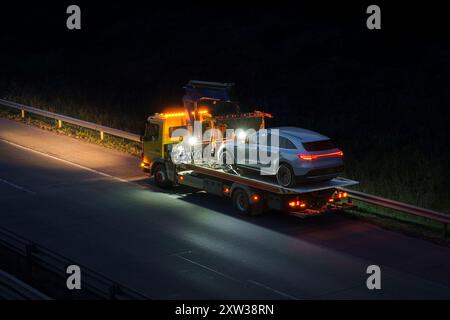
(153, 164, 171, 188)
(232, 189, 251, 215)
(276, 163, 295, 187)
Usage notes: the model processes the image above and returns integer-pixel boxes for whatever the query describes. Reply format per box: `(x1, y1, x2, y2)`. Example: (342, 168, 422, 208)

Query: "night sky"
(1, 1, 448, 116)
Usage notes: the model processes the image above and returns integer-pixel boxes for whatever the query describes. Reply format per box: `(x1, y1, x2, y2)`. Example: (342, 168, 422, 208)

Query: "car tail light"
(298, 150, 343, 161)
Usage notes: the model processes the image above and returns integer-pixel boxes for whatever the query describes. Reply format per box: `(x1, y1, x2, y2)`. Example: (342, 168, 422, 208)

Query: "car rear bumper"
(296, 165, 344, 183)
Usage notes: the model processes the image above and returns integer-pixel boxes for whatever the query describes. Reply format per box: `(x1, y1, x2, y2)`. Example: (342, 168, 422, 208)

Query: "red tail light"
(298, 150, 343, 161)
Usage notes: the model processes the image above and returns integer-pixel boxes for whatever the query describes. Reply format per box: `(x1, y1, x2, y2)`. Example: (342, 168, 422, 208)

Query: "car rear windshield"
(302, 140, 336, 151)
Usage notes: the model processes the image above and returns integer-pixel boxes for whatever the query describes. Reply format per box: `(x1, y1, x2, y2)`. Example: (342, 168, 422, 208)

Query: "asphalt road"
(1, 118, 450, 299)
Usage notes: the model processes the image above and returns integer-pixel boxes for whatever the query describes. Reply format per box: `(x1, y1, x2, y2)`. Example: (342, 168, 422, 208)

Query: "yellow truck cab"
(141, 109, 213, 176)
(141, 111, 187, 174)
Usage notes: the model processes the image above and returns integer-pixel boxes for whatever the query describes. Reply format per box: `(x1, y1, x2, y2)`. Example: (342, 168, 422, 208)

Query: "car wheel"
(276, 163, 295, 187)
(232, 189, 251, 215)
(153, 164, 171, 188)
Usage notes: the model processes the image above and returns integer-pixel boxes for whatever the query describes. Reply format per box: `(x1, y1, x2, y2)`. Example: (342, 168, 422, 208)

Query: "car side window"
(259, 133, 276, 147)
(279, 136, 296, 149)
(145, 122, 160, 141)
(169, 125, 187, 137)
(247, 132, 259, 145)
(256, 132, 268, 146)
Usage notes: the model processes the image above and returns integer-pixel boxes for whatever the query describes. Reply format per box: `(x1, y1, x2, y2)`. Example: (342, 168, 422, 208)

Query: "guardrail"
(0, 98, 141, 142)
(0, 269, 51, 300)
(0, 226, 149, 299)
(340, 187, 450, 238)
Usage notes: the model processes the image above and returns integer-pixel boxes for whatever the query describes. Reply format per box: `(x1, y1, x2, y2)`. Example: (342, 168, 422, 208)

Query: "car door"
(143, 120, 163, 165)
(257, 131, 280, 175)
(235, 131, 258, 169)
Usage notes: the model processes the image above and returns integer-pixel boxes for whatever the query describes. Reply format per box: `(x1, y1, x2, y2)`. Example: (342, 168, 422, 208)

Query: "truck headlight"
(188, 136, 198, 145)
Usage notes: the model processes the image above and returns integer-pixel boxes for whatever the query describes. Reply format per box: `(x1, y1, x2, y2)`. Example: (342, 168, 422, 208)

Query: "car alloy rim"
(278, 166, 291, 186)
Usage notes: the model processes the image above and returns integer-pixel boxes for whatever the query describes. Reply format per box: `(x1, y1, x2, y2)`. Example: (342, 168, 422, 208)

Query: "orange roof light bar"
(161, 112, 186, 118)
(298, 150, 344, 161)
(191, 109, 209, 115)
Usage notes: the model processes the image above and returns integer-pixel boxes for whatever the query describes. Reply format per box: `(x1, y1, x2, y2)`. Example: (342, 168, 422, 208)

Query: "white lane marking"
(0, 177, 35, 195)
(173, 251, 297, 299)
(248, 279, 298, 300)
(170, 250, 192, 256)
(0, 138, 131, 184)
(174, 253, 239, 282)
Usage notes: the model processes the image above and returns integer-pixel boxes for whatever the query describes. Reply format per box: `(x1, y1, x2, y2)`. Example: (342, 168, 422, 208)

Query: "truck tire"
(276, 163, 295, 187)
(232, 188, 251, 215)
(153, 164, 171, 188)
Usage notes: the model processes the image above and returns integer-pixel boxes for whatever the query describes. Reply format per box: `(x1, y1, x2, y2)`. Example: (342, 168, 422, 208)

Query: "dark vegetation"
(0, 2, 449, 211)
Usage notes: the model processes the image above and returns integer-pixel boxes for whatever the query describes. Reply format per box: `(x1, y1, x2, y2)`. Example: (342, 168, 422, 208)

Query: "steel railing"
(0, 226, 149, 299)
(0, 99, 141, 142)
(340, 187, 450, 237)
(0, 269, 51, 300)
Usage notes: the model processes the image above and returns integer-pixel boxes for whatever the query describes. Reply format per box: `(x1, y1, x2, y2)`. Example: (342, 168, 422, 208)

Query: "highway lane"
(1, 118, 450, 299)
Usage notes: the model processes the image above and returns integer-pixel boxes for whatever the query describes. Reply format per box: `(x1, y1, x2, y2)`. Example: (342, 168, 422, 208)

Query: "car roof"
(271, 126, 330, 142)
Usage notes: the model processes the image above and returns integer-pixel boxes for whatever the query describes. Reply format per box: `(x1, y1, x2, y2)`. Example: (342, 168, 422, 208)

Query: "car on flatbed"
(217, 127, 344, 187)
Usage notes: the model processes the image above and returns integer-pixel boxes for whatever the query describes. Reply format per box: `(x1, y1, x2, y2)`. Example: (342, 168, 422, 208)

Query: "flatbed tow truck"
(141, 81, 358, 216)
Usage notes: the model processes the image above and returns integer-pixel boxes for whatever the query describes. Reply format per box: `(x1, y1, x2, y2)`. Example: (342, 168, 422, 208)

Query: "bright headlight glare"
(188, 136, 198, 145)
(237, 131, 247, 140)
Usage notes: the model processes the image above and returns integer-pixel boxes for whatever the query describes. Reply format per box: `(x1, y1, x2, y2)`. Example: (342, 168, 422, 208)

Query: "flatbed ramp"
(180, 163, 358, 194)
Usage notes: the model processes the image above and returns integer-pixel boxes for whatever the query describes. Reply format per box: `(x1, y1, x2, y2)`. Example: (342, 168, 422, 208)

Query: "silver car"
(217, 127, 344, 187)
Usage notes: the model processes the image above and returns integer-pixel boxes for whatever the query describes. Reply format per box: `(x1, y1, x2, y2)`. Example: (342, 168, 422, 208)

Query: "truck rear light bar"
(298, 150, 344, 161)
(288, 200, 307, 208)
(337, 191, 348, 199)
(329, 191, 348, 202)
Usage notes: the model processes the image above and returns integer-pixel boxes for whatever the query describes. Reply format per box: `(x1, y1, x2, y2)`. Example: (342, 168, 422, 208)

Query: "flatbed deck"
(180, 163, 358, 195)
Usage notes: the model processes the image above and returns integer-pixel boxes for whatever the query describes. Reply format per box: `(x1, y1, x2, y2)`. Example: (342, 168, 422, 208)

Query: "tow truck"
(140, 81, 357, 216)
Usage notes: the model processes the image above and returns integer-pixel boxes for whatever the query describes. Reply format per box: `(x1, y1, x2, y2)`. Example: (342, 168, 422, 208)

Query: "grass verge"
(343, 200, 449, 245)
(0, 105, 142, 157)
